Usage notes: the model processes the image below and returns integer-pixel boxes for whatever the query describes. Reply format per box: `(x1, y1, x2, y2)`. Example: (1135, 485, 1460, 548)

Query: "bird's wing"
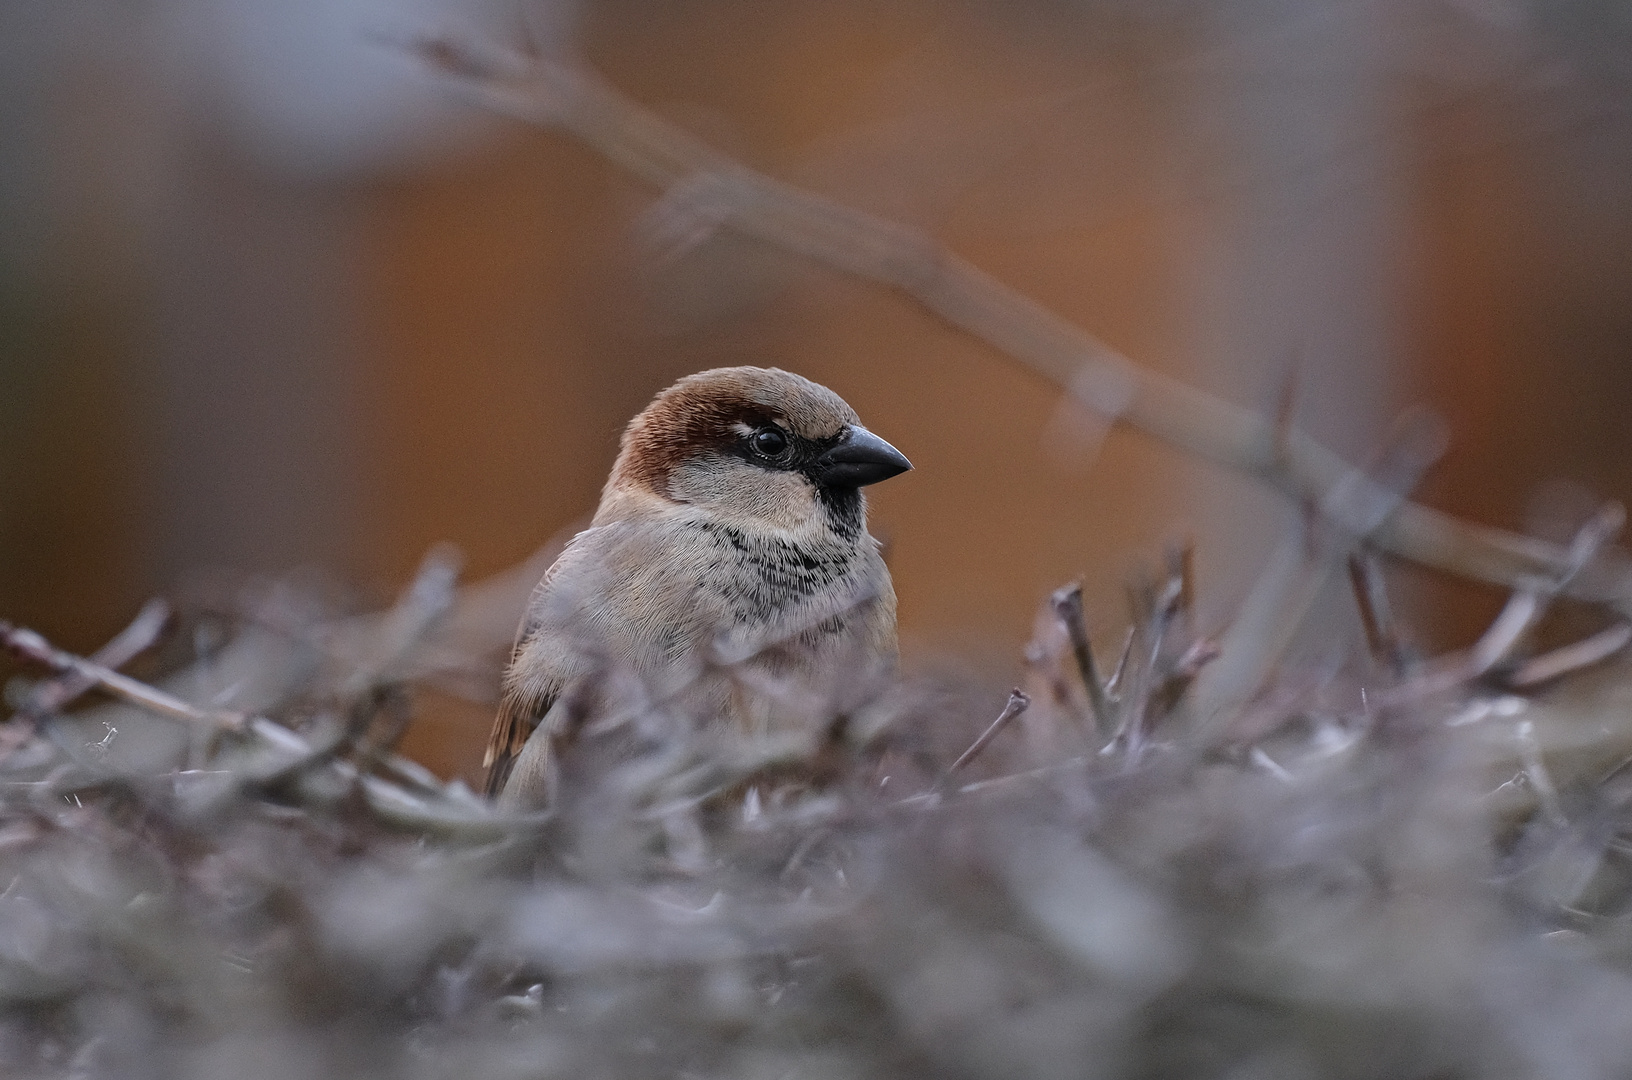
(481, 531, 593, 798)
(482, 516, 716, 801)
(482, 679, 552, 798)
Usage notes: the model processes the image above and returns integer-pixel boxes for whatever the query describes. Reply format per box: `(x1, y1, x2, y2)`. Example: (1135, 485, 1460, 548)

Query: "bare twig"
(1050, 584, 1114, 740)
(17, 598, 171, 720)
(1507, 623, 1632, 689)
(2, 619, 244, 730)
(335, 544, 462, 705)
(1108, 571, 1157, 755)
(328, 546, 467, 794)
(941, 690, 1030, 784)
(893, 751, 1091, 811)
(1170, 542, 1196, 638)
(1360, 506, 1630, 711)
(1104, 627, 1136, 697)
(1347, 552, 1409, 677)
(1468, 592, 1548, 677)
(1191, 412, 1446, 725)
(407, 32, 1632, 618)
(0, 618, 521, 837)
(1470, 505, 1623, 677)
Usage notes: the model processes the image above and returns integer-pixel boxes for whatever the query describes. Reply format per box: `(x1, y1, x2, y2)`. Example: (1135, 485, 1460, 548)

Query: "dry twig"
(942, 689, 1031, 784)
(1190, 412, 1446, 724)
(1050, 584, 1114, 740)
(1, 618, 241, 731)
(1347, 552, 1407, 676)
(0, 617, 521, 837)
(1506, 623, 1632, 689)
(15, 598, 171, 721)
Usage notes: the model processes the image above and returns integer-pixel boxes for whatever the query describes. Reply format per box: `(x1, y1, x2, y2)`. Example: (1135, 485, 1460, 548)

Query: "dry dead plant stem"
(18, 598, 170, 720)
(1, 618, 239, 730)
(1347, 552, 1408, 677)
(1377, 511, 1631, 707)
(943, 689, 1031, 782)
(1104, 627, 1135, 695)
(1050, 584, 1114, 739)
(0, 618, 519, 836)
(1508, 622, 1632, 688)
(408, 33, 1632, 619)
(1191, 413, 1445, 723)
(1476, 504, 1624, 671)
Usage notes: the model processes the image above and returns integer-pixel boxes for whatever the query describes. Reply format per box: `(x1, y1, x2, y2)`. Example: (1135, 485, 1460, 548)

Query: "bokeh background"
(3, 0, 1631, 781)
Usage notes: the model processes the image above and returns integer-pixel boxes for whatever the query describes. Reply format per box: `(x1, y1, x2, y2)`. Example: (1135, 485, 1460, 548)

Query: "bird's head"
(605, 366, 911, 536)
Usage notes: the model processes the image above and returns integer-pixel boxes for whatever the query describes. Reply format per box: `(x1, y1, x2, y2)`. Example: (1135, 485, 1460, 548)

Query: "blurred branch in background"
(407, 30, 1632, 619)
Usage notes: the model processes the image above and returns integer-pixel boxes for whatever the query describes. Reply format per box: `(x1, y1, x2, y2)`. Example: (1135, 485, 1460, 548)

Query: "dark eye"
(750, 426, 788, 457)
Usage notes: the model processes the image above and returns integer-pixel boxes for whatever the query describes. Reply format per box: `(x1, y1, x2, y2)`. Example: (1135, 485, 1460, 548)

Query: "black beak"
(809, 425, 912, 488)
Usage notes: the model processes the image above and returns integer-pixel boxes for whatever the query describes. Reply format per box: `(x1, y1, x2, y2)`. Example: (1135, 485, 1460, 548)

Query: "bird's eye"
(750, 426, 789, 457)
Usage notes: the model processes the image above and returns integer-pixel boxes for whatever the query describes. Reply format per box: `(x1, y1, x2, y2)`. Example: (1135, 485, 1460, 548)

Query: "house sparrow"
(485, 366, 911, 808)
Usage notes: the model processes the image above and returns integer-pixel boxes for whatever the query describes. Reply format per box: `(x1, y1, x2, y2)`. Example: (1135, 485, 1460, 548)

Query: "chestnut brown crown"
(608, 366, 911, 500)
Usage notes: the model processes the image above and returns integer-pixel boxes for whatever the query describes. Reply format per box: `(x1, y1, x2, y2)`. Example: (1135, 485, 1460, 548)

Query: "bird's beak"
(810, 425, 913, 488)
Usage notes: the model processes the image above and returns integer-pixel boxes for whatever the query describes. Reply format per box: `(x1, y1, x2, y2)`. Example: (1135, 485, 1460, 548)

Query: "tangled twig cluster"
(4, 528, 1632, 1078)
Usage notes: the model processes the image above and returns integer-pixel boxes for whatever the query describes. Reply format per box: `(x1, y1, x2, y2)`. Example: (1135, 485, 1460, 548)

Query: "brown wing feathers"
(481, 683, 550, 797)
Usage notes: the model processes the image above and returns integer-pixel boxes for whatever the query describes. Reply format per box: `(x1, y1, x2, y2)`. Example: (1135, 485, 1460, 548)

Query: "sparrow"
(485, 366, 912, 809)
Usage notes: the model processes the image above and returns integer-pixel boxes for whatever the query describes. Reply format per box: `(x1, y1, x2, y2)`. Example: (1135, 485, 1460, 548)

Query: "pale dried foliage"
(6, 524, 1632, 1080)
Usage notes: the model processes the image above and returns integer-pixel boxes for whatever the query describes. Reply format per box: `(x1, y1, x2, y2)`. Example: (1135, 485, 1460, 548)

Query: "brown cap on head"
(611, 367, 863, 495)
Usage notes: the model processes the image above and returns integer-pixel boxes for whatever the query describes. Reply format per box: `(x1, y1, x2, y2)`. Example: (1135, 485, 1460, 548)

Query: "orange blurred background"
(3, 0, 1631, 781)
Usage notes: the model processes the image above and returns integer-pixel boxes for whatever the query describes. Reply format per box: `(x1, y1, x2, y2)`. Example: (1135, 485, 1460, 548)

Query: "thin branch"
(2, 619, 244, 730)
(1469, 504, 1623, 677)
(1379, 578, 1626, 710)
(1108, 568, 1173, 757)
(1104, 627, 1136, 697)
(941, 689, 1030, 785)
(334, 544, 462, 704)
(1169, 541, 1196, 638)
(1190, 412, 1446, 725)
(1050, 584, 1114, 739)
(1347, 552, 1408, 677)
(1507, 622, 1632, 689)
(892, 751, 1091, 811)
(406, 32, 1632, 618)
(17, 598, 171, 720)
(1468, 590, 1546, 677)
(0, 619, 522, 837)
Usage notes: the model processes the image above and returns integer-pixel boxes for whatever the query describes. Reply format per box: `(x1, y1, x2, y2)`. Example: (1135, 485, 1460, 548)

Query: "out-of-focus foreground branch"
(0, 547, 544, 839)
(406, 32, 1632, 618)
